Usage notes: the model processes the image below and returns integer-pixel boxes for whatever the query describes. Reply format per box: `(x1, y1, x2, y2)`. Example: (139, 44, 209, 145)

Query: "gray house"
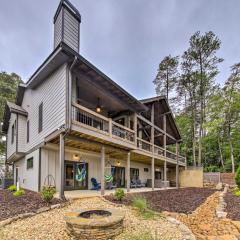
(2, 0, 186, 199)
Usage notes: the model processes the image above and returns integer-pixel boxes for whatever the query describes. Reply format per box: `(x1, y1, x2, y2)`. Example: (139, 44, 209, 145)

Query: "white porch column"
(163, 114, 167, 188)
(126, 152, 131, 192)
(176, 142, 179, 189)
(164, 160, 167, 188)
(101, 146, 105, 196)
(59, 133, 65, 200)
(151, 157, 155, 190)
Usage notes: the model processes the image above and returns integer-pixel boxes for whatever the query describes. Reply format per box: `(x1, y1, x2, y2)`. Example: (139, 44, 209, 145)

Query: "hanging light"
(96, 97, 101, 113)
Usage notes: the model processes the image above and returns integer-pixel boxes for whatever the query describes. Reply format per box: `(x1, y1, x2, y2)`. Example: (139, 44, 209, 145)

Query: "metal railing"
(72, 102, 186, 164)
(137, 138, 152, 152)
(72, 103, 109, 133)
(112, 121, 135, 142)
(72, 103, 135, 143)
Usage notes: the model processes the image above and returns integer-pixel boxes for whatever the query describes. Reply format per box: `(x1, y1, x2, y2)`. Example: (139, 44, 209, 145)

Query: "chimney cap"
(53, 0, 81, 23)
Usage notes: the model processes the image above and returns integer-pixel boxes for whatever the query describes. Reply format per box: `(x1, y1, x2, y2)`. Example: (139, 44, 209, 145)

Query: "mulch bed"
(225, 191, 240, 221)
(0, 189, 63, 221)
(105, 187, 216, 214)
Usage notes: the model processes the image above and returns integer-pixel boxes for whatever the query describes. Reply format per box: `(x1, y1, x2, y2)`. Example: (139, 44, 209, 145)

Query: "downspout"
(66, 56, 78, 132)
(59, 56, 78, 200)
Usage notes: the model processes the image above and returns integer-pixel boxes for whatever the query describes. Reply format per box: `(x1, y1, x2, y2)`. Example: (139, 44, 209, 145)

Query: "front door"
(112, 166, 125, 187)
(64, 161, 88, 190)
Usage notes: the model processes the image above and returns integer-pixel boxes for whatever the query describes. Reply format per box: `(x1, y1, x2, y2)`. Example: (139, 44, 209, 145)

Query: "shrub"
(235, 165, 240, 189)
(114, 188, 125, 201)
(13, 189, 25, 197)
(8, 185, 17, 192)
(132, 197, 148, 213)
(234, 190, 240, 197)
(41, 186, 56, 203)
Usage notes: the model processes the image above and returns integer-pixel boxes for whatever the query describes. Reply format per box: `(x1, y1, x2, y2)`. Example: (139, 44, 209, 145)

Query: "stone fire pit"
(64, 208, 125, 240)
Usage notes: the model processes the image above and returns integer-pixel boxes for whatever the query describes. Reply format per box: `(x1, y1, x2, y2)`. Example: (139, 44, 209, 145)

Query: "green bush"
(41, 186, 56, 203)
(234, 190, 240, 197)
(8, 185, 17, 192)
(235, 165, 240, 189)
(132, 197, 148, 213)
(114, 188, 125, 201)
(13, 189, 25, 197)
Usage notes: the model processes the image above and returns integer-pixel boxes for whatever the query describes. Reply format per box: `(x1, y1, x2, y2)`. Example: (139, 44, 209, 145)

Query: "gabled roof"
(140, 96, 182, 142)
(2, 102, 28, 133)
(23, 42, 148, 113)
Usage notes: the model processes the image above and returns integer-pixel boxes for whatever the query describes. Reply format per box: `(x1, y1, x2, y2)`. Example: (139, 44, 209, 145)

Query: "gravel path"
(177, 192, 240, 240)
(0, 197, 185, 240)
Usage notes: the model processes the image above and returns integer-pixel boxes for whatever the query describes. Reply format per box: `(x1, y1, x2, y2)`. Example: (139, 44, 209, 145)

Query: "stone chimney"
(53, 0, 81, 52)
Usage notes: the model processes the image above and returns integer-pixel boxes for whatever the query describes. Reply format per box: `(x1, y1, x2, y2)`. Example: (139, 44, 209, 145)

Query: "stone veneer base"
(64, 208, 125, 240)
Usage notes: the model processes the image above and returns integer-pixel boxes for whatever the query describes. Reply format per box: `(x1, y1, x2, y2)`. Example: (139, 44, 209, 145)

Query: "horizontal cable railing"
(112, 121, 135, 142)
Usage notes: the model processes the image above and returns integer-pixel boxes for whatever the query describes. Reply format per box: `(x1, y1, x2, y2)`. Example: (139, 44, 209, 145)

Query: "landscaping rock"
(216, 182, 223, 190)
(0, 197, 186, 240)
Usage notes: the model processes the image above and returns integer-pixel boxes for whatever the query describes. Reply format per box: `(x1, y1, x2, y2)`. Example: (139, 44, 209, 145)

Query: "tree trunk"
(217, 136, 224, 168)
(229, 136, 235, 173)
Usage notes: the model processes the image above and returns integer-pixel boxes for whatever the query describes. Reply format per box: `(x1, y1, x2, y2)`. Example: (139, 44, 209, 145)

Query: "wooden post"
(109, 118, 112, 138)
(151, 157, 155, 190)
(134, 113, 138, 146)
(163, 115, 166, 157)
(163, 115, 167, 188)
(176, 142, 179, 189)
(126, 152, 131, 192)
(101, 146, 105, 196)
(151, 103, 155, 191)
(59, 133, 65, 200)
(164, 160, 167, 188)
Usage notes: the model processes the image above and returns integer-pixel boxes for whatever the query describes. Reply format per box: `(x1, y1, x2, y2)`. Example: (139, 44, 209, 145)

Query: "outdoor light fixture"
(96, 97, 101, 113)
(117, 161, 121, 166)
(72, 154, 80, 161)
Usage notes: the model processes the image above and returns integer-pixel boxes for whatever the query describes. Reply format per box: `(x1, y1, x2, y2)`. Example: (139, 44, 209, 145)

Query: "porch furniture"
(91, 178, 101, 190)
(105, 182, 117, 190)
(136, 179, 146, 187)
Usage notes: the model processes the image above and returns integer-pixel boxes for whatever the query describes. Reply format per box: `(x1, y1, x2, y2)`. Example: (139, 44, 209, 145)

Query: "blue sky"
(0, 0, 239, 99)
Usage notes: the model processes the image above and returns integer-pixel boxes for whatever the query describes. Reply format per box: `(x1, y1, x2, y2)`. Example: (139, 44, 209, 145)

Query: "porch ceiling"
(49, 131, 166, 166)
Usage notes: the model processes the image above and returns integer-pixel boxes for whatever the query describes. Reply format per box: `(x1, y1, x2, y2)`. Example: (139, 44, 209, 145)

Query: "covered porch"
(44, 131, 182, 199)
(62, 186, 177, 200)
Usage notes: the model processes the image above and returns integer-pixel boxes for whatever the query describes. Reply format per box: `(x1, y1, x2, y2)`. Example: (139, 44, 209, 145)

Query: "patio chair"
(137, 179, 146, 187)
(131, 179, 138, 188)
(106, 182, 117, 190)
(90, 178, 101, 190)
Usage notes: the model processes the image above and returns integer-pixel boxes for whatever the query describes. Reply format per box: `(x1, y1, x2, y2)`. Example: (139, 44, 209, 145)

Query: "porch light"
(96, 98, 101, 113)
(72, 154, 80, 161)
(117, 161, 121, 166)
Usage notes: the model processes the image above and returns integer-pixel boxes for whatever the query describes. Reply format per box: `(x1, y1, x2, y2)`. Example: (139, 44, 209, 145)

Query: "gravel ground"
(225, 191, 240, 221)
(0, 197, 185, 240)
(0, 189, 63, 221)
(105, 188, 216, 214)
(177, 192, 240, 240)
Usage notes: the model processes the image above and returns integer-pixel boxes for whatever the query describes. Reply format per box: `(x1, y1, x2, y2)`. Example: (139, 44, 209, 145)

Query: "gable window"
(11, 124, 14, 143)
(26, 157, 33, 170)
(38, 102, 43, 133)
(27, 120, 30, 143)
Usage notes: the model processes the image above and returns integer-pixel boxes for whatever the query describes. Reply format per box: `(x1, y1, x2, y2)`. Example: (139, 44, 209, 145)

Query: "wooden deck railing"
(72, 102, 186, 165)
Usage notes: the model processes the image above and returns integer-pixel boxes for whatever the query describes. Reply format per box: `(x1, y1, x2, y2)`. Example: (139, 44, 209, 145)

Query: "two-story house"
(2, 0, 186, 199)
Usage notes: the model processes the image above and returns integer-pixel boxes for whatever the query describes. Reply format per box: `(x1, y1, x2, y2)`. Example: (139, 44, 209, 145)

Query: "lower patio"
(62, 187, 176, 199)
